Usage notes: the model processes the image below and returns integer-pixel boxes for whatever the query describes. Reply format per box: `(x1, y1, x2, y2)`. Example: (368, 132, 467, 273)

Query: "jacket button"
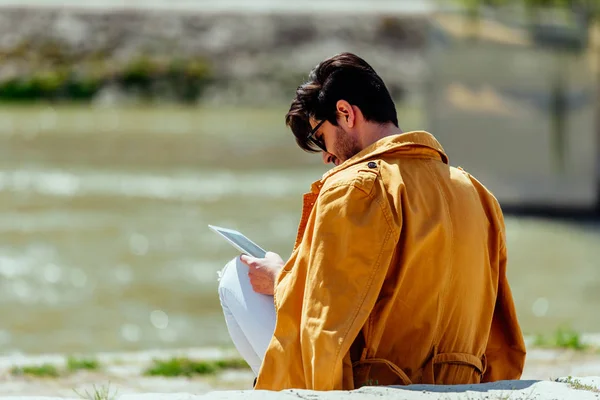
(367, 161, 377, 169)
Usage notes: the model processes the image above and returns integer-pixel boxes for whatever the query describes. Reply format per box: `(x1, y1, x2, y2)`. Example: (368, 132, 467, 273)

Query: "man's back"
(352, 131, 526, 386)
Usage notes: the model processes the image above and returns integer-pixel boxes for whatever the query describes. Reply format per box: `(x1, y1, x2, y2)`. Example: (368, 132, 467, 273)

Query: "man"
(217, 52, 526, 391)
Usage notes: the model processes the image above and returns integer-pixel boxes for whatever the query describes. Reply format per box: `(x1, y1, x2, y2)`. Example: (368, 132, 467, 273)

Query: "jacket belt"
(421, 345, 487, 384)
(353, 345, 487, 386)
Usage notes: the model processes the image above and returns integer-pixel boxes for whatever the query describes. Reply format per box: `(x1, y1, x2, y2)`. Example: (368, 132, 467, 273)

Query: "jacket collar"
(312, 131, 448, 192)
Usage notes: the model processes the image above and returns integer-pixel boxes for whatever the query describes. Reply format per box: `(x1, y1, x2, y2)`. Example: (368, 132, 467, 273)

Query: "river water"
(0, 105, 598, 355)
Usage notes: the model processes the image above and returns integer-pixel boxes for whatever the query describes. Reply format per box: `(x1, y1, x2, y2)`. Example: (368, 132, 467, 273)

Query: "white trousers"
(218, 257, 276, 375)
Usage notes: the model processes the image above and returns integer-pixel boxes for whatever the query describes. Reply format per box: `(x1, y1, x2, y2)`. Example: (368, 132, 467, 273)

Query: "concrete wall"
(426, 16, 599, 212)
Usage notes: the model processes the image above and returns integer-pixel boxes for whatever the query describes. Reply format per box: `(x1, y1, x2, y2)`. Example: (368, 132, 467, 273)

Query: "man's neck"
(361, 123, 403, 149)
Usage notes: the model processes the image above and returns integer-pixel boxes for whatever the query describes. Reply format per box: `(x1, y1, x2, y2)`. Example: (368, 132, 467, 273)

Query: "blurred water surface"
(0, 105, 598, 355)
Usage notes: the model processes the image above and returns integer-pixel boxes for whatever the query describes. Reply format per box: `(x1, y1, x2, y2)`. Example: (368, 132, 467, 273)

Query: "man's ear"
(335, 100, 355, 128)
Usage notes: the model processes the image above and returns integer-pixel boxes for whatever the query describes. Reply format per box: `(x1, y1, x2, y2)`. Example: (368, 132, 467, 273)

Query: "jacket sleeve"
(277, 179, 400, 390)
(482, 205, 527, 382)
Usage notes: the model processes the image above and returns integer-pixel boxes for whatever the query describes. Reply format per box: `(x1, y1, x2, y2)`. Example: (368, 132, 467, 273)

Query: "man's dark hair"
(286, 52, 398, 152)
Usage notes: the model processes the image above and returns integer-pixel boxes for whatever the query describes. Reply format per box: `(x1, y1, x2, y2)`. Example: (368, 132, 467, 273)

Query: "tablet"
(208, 225, 267, 258)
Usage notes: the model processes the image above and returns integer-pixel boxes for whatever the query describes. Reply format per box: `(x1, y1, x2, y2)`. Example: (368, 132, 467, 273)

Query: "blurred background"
(0, 0, 598, 358)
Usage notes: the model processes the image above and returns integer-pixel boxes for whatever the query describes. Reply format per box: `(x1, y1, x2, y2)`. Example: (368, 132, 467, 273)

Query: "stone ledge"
(1, 377, 599, 400)
(0, 6, 427, 105)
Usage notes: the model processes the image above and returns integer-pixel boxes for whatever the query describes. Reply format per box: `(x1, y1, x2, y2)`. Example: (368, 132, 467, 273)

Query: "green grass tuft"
(144, 357, 249, 377)
(67, 356, 101, 372)
(11, 363, 60, 378)
(10, 357, 100, 378)
(213, 358, 251, 370)
(561, 376, 600, 392)
(74, 382, 118, 400)
(533, 326, 587, 350)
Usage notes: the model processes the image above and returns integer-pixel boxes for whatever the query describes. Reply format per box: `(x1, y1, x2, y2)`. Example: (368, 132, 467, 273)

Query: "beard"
(334, 126, 363, 162)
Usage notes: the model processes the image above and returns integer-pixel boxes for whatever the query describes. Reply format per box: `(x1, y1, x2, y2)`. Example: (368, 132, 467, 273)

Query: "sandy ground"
(0, 341, 599, 397)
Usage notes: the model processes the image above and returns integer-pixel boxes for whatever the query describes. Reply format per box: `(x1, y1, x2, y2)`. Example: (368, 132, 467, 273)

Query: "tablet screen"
(208, 225, 267, 258)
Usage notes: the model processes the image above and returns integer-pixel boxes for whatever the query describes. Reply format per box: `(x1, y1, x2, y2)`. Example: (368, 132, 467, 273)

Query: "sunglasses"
(306, 119, 327, 152)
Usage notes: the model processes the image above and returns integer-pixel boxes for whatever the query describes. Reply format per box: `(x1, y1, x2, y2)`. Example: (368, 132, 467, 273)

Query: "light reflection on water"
(0, 168, 310, 201)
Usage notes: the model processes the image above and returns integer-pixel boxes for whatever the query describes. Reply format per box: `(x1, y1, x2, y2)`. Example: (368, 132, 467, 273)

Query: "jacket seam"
(323, 187, 395, 388)
(332, 227, 392, 388)
(424, 161, 454, 347)
(324, 179, 367, 195)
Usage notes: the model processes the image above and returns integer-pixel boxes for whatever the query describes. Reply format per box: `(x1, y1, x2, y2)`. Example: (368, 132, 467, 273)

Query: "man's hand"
(240, 252, 285, 295)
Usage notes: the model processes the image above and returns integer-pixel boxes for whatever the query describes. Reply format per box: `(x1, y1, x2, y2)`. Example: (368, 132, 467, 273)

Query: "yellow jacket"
(255, 131, 526, 390)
